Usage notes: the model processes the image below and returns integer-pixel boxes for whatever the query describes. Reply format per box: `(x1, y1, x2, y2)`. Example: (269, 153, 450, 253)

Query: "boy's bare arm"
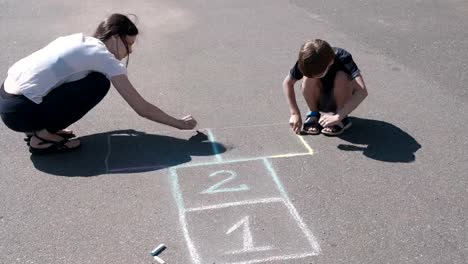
(336, 74, 368, 119)
(282, 74, 302, 133)
(282, 75, 300, 115)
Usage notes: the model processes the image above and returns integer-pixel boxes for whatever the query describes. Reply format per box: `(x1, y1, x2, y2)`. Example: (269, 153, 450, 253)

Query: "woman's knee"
(1, 112, 41, 132)
(88, 72, 110, 89)
(83, 72, 111, 100)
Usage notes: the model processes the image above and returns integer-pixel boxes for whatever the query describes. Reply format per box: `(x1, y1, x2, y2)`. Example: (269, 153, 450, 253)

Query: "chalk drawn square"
(105, 131, 221, 173)
(206, 124, 312, 161)
(173, 160, 281, 209)
(185, 202, 318, 263)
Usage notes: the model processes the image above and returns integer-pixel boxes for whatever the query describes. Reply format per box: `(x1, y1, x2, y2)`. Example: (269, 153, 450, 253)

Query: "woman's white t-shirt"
(5, 33, 127, 104)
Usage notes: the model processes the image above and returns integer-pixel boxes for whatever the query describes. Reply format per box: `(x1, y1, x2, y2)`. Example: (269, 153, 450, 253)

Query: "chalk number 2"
(201, 170, 250, 194)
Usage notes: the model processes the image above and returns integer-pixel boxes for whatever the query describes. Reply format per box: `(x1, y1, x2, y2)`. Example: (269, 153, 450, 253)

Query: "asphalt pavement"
(1, 0, 467, 263)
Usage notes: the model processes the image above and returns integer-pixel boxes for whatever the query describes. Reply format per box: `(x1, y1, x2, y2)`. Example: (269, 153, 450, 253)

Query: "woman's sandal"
(302, 111, 322, 135)
(29, 133, 80, 155)
(321, 117, 352, 136)
(24, 130, 76, 145)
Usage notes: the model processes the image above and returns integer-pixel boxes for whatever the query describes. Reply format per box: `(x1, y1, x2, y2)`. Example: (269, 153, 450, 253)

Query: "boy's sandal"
(29, 133, 80, 155)
(321, 117, 352, 136)
(302, 111, 322, 135)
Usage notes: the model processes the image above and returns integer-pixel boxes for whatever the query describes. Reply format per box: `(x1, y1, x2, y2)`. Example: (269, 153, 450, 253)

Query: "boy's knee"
(301, 77, 321, 93)
(333, 71, 353, 93)
(334, 71, 350, 84)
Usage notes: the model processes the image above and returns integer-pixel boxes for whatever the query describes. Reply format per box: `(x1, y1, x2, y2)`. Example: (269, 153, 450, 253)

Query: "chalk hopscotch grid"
(105, 132, 172, 173)
(104, 123, 314, 173)
(203, 127, 314, 164)
(169, 129, 314, 170)
(169, 157, 321, 264)
(103, 124, 320, 263)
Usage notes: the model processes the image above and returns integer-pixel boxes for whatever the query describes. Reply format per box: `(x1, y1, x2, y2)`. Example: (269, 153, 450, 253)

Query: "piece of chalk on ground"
(151, 244, 167, 256)
(153, 256, 166, 264)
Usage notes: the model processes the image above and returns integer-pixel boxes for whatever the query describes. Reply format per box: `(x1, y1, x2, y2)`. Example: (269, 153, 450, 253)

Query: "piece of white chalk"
(153, 256, 166, 264)
(151, 244, 167, 256)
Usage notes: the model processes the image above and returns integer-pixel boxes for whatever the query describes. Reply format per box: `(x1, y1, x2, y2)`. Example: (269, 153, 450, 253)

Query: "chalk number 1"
(225, 216, 272, 254)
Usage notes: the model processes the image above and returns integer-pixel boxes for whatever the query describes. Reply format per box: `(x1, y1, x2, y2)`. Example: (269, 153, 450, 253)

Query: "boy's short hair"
(298, 39, 335, 77)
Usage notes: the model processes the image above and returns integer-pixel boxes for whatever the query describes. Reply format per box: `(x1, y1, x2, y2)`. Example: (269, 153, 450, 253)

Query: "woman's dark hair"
(93, 13, 139, 66)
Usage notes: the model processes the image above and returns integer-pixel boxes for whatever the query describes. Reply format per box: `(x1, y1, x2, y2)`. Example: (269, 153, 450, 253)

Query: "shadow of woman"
(337, 117, 421, 162)
(30, 129, 227, 177)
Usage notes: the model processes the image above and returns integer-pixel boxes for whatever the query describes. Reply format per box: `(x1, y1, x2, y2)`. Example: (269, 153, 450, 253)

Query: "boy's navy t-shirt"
(289, 47, 361, 85)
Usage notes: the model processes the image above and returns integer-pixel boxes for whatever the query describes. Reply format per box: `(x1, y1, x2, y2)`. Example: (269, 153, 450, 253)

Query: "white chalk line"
(268, 152, 312, 159)
(108, 164, 170, 173)
(220, 252, 318, 264)
(263, 158, 321, 254)
(203, 122, 286, 131)
(297, 134, 314, 155)
(173, 152, 313, 169)
(185, 197, 283, 212)
(206, 128, 223, 162)
(169, 168, 202, 264)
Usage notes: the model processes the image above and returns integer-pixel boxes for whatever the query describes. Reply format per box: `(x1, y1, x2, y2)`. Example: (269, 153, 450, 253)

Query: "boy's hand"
(289, 114, 302, 134)
(319, 114, 341, 128)
(177, 115, 197, 130)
